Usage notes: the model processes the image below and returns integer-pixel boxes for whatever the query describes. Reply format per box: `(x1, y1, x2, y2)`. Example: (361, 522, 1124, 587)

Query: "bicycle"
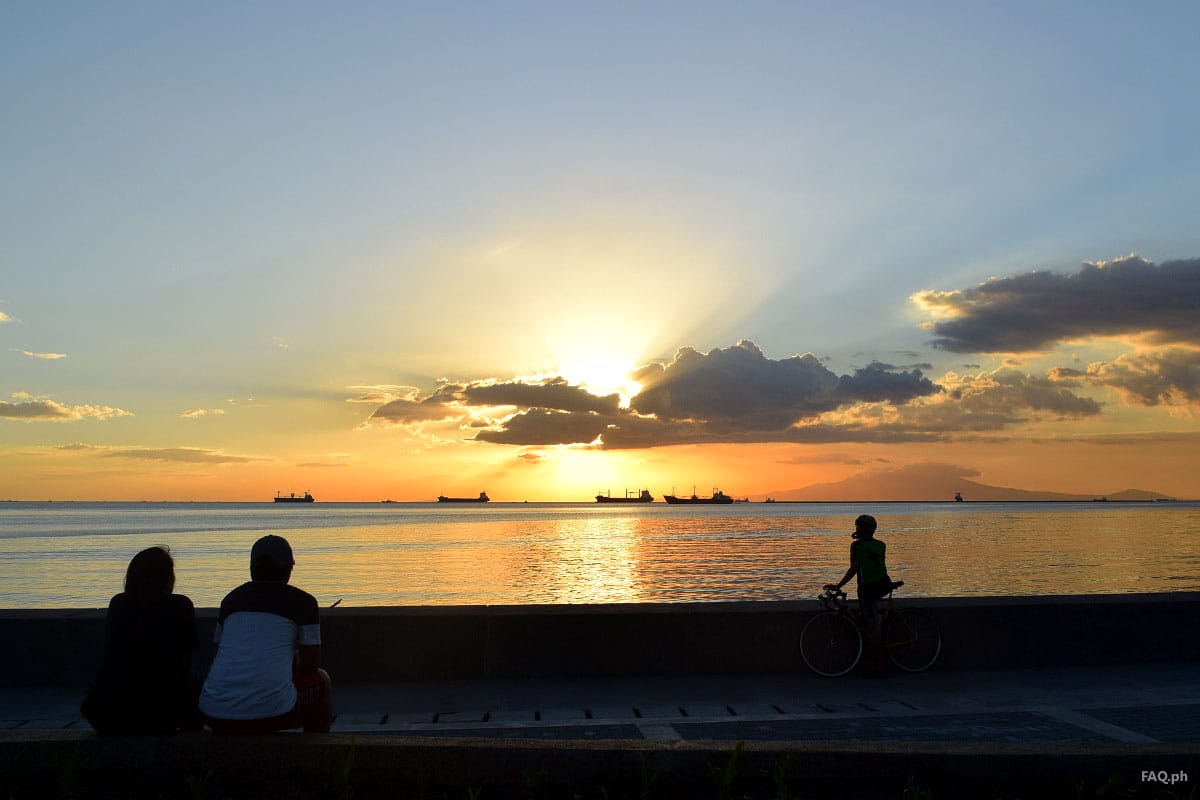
(798, 580, 941, 676)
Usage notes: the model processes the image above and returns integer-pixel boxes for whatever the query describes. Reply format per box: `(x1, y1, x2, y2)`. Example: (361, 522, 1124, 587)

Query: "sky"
(3, 2, 1199, 501)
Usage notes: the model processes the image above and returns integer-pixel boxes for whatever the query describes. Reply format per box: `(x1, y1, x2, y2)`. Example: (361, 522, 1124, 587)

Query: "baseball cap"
(250, 534, 295, 567)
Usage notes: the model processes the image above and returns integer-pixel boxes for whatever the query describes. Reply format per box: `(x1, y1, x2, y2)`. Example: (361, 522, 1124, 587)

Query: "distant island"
(764, 463, 1177, 503)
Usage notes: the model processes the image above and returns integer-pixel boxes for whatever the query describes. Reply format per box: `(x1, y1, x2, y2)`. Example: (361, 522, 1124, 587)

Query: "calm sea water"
(1, 501, 1197, 608)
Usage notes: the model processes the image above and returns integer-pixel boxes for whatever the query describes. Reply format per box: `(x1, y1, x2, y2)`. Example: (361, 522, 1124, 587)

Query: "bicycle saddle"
(889, 580, 905, 591)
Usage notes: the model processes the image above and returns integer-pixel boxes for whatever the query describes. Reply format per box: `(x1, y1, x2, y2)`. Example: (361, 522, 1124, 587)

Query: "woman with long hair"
(81, 546, 200, 734)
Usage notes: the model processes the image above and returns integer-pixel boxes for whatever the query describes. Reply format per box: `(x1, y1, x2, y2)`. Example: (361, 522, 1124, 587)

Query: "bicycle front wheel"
(799, 612, 862, 677)
(883, 608, 941, 672)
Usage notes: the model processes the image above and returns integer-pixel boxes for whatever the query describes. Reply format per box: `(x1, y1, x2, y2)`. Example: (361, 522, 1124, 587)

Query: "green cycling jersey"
(851, 537, 887, 586)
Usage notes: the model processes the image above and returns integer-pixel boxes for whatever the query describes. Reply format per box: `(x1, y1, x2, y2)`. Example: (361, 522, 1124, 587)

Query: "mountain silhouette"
(766, 462, 1173, 502)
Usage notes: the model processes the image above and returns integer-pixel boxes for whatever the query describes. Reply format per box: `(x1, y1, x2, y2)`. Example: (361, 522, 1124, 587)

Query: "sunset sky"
(3, 3, 1199, 501)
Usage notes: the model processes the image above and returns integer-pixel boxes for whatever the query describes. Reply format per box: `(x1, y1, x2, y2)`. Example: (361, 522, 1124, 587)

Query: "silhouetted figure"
(199, 535, 333, 732)
(825, 514, 893, 676)
(81, 546, 201, 734)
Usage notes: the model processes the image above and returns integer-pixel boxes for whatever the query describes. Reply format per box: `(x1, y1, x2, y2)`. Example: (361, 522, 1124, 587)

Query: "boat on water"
(437, 492, 490, 503)
(274, 491, 314, 503)
(595, 489, 655, 503)
(663, 487, 734, 505)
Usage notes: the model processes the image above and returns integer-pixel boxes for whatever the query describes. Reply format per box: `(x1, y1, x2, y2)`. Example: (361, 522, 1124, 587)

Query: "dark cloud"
(369, 393, 463, 423)
(363, 343, 1106, 449)
(1, 400, 72, 420)
(914, 255, 1200, 353)
(104, 448, 262, 464)
(475, 408, 945, 449)
(629, 341, 936, 427)
(475, 409, 609, 446)
(462, 378, 620, 414)
(632, 341, 839, 422)
(367, 377, 620, 425)
(838, 363, 937, 404)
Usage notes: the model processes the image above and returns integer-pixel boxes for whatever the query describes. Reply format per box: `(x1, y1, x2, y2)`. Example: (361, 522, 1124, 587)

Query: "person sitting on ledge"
(81, 546, 201, 735)
(199, 535, 333, 732)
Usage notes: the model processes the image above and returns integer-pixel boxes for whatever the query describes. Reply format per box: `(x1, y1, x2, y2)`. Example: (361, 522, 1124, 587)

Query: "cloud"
(630, 341, 937, 427)
(475, 409, 609, 446)
(912, 255, 1200, 353)
(0, 398, 133, 422)
(462, 343, 939, 447)
(346, 385, 421, 405)
(369, 393, 465, 423)
(364, 342, 1109, 449)
(806, 367, 1103, 443)
(942, 368, 1104, 418)
(1058, 348, 1200, 407)
(1022, 430, 1200, 446)
(180, 408, 226, 418)
(838, 363, 938, 404)
(462, 378, 621, 414)
(15, 350, 67, 360)
(366, 376, 622, 426)
(104, 447, 262, 464)
(778, 453, 893, 466)
(296, 462, 347, 468)
(0, 312, 11, 323)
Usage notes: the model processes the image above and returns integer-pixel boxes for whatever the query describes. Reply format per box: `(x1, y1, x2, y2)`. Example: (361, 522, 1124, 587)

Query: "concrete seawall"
(2, 593, 1197, 687)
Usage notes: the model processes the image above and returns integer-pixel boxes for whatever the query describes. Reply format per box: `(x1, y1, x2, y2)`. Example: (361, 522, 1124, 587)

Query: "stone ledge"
(2, 594, 1198, 686)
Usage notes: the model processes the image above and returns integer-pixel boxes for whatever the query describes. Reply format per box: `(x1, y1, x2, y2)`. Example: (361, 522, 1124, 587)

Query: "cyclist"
(825, 514, 893, 676)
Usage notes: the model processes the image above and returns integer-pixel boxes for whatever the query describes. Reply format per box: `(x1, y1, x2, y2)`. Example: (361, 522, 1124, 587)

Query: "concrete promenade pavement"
(4, 663, 1197, 799)
(5, 662, 1199, 745)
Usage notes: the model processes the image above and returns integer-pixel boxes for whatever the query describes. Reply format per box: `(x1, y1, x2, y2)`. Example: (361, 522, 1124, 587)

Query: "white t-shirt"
(199, 581, 321, 720)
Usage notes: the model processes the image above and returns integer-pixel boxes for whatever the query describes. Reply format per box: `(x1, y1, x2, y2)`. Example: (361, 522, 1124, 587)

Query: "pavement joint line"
(636, 723, 682, 741)
(333, 717, 647, 733)
(323, 705, 1114, 734)
(1074, 697, 1200, 709)
(19, 704, 1154, 734)
(1038, 708, 1159, 744)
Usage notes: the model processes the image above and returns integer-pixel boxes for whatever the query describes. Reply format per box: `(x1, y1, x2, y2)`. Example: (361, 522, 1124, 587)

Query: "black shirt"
(82, 592, 199, 734)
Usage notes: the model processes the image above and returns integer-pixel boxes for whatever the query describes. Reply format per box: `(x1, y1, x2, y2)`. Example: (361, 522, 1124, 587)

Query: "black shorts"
(858, 577, 894, 604)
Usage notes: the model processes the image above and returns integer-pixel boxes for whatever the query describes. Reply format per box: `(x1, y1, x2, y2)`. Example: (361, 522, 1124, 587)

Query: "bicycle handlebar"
(817, 580, 906, 610)
(817, 587, 848, 610)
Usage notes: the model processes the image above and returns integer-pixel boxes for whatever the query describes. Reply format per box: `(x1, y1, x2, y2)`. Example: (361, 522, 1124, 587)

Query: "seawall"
(2, 593, 1197, 687)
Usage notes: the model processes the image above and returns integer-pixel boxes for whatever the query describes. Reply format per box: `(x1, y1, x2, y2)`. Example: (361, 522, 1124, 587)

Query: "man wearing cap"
(198, 535, 333, 732)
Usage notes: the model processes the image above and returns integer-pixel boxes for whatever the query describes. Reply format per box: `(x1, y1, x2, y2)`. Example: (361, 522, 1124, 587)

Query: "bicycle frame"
(802, 584, 940, 675)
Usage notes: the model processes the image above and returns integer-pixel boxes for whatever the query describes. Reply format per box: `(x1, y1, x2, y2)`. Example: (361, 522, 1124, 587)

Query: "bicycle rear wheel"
(799, 612, 862, 677)
(883, 608, 941, 672)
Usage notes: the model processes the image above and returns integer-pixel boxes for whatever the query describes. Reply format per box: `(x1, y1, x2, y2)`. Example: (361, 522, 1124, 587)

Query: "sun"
(558, 355, 641, 407)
